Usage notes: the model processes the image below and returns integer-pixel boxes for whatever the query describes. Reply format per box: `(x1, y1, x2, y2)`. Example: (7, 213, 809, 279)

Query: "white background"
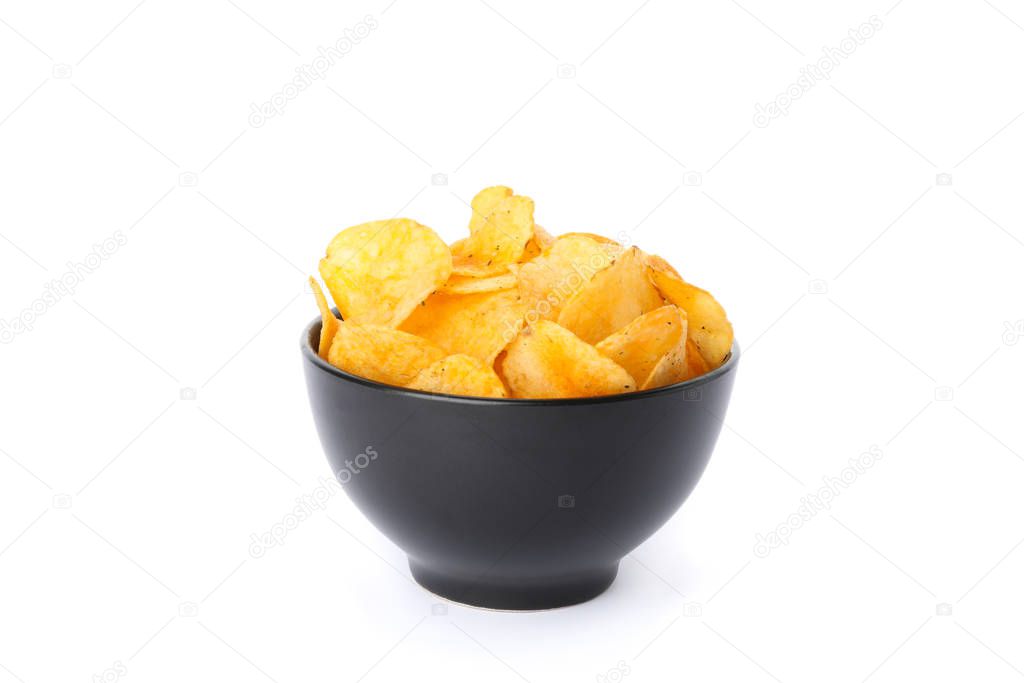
(2, 0, 1023, 681)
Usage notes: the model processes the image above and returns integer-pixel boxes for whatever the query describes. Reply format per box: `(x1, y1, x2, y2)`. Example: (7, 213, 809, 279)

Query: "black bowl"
(301, 316, 739, 610)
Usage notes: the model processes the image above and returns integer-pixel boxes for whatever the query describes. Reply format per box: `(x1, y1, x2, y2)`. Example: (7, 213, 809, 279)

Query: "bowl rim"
(301, 314, 739, 406)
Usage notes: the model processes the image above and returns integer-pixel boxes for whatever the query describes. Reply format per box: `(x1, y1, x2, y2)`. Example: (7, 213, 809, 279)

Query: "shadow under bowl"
(301, 317, 739, 610)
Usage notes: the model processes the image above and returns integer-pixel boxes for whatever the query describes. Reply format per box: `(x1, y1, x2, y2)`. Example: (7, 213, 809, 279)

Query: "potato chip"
(441, 272, 517, 295)
(644, 325, 717, 390)
(468, 186, 513, 234)
(682, 338, 711, 379)
(520, 239, 542, 263)
(521, 224, 556, 261)
(596, 305, 686, 388)
(515, 235, 619, 321)
(532, 225, 557, 252)
(644, 252, 681, 278)
(561, 232, 622, 246)
(557, 246, 665, 344)
(319, 219, 451, 328)
(400, 289, 526, 364)
(648, 268, 733, 367)
(309, 277, 340, 361)
(327, 322, 445, 386)
(532, 224, 556, 249)
(641, 340, 687, 390)
(451, 195, 535, 276)
(406, 354, 508, 398)
(500, 320, 636, 399)
(600, 310, 708, 391)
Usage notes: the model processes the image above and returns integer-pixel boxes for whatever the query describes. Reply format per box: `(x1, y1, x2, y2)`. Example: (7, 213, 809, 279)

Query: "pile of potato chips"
(310, 186, 733, 399)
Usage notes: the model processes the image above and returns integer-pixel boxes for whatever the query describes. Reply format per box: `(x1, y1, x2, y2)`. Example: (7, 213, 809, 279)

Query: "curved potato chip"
(441, 272, 517, 295)
(521, 223, 556, 261)
(596, 305, 686, 388)
(309, 276, 340, 361)
(532, 224, 556, 249)
(406, 353, 508, 398)
(319, 219, 451, 327)
(500, 320, 636, 399)
(327, 322, 445, 386)
(557, 247, 665, 344)
(451, 195, 534, 276)
(400, 289, 526, 364)
(561, 232, 622, 246)
(520, 240, 542, 263)
(515, 235, 619, 320)
(682, 338, 711, 379)
(644, 252, 681, 278)
(641, 336, 711, 390)
(648, 268, 733, 367)
(468, 186, 513, 234)
(642, 340, 687, 390)
(644, 322, 716, 390)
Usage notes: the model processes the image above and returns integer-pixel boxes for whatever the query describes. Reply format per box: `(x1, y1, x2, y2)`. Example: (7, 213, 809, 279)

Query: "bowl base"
(408, 559, 618, 611)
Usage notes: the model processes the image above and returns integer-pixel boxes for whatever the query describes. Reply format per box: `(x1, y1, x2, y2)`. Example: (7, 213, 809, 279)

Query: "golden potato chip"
(309, 277, 340, 361)
(557, 246, 665, 344)
(602, 311, 708, 391)
(644, 252, 681, 278)
(521, 224, 556, 261)
(561, 232, 622, 246)
(468, 186, 513, 234)
(532, 224, 556, 249)
(682, 338, 711, 379)
(406, 354, 508, 398)
(500, 320, 636, 399)
(644, 325, 717, 390)
(451, 195, 534, 276)
(515, 234, 620, 321)
(319, 219, 451, 327)
(441, 272, 517, 295)
(596, 305, 686, 388)
(520, 239, 542, 263)
(642, 340, 687, 390)
(532, 225, 557, 252)
(327, 322, 445, 386)
(648, 268, 733, 367)
(400, 289, 526, 364)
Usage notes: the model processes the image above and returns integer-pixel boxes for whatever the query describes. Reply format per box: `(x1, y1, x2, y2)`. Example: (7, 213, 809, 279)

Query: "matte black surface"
(301, 317, 738, 610)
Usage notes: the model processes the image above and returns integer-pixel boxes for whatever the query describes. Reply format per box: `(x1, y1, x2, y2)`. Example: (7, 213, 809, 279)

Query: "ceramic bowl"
(301, 316, 738, 609)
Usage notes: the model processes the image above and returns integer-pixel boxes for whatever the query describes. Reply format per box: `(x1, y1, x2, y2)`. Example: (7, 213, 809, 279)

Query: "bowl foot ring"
(408, 559, 618, 611)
